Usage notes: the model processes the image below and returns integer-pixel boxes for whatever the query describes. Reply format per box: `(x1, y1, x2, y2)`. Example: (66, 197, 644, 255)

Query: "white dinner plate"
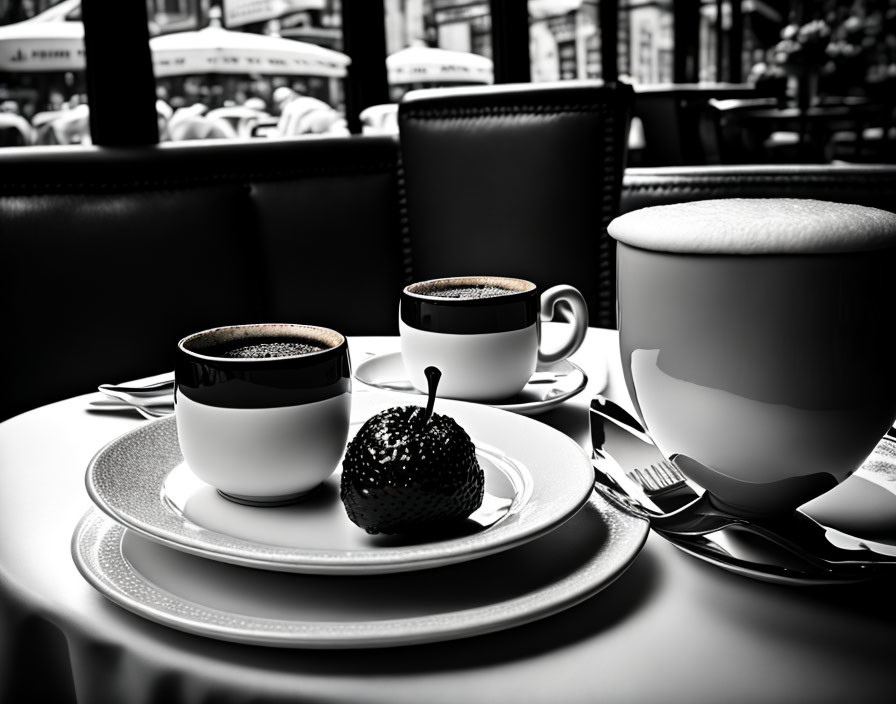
(71, 491, 648, 648)
(354, 352, 592, 416)
(85, 390, 595, 575)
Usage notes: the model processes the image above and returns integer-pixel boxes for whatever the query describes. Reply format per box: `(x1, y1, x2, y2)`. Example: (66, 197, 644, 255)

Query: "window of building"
(623, 2, 674, 84)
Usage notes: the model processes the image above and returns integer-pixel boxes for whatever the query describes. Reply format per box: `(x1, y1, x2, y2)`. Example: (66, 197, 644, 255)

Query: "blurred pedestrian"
(274, 88, 341, 136)
(0, 100, 34, 146)
(167, 103, 237, 141)
(156, 99, 173, 141)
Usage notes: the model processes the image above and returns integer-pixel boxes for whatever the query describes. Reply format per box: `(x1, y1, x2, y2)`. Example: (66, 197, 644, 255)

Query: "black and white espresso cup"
(175, 323, 351, 506)
(399, 276, 588, 400)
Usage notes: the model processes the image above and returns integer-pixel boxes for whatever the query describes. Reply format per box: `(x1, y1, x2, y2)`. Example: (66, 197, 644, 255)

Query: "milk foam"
(608, 198, 896, 254)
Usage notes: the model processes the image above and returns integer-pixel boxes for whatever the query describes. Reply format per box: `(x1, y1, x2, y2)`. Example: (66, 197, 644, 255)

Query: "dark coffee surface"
(177, 333, 350, 408)
(420, 284, 514, 300)
(205, 338, 326, 359)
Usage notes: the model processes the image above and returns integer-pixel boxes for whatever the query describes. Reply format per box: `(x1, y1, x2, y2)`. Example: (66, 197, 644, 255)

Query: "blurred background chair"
(703, 94, 895, 165)
(630, 82, 782, 167)
(702, 97, 787, 163)
(397, 80, 633, 329)
(827, 96, 896, 163)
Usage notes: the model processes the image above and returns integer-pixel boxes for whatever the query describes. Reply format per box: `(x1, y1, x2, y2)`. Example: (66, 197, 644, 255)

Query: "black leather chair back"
(397, 80, 633, 329)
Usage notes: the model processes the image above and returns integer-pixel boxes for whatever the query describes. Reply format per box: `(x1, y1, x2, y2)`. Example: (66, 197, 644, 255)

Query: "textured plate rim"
(71, 495, 648, 649)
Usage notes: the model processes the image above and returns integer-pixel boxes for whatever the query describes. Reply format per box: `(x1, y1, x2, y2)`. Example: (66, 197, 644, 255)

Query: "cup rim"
(403, 276, 536, 301)
(178, 323, 346, 363)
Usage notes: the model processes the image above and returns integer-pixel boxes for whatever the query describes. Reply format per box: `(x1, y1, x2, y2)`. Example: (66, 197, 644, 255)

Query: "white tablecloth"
(2, 328, 895, 703)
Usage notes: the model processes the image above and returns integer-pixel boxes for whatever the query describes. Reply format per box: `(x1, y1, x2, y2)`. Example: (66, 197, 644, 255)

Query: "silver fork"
(593, 449, 896, 570)
(626, 460, 699, 513)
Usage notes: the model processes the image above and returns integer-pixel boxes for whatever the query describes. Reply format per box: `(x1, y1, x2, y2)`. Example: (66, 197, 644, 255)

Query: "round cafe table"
(1, 328, 895, 703)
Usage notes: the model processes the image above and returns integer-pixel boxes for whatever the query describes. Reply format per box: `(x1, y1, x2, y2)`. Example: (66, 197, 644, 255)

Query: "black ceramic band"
(400, 289, 539, 334)
(176, 345, 351, 409)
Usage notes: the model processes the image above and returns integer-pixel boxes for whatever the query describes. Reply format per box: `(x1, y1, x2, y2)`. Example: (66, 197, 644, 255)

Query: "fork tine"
(654, 460, 685, 485)
(644, 464, 668, 491)
(633, 463, 677, 492)
(663, 458, 685, 477)
(626, 460, 698, 513)
(628, 466, 656, 492)
(634, 466, 657, 492)
(627, 460, 687, 493)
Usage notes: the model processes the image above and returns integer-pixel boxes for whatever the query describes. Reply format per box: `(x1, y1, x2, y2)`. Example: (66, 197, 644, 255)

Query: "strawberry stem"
(422, 366, 441, 424)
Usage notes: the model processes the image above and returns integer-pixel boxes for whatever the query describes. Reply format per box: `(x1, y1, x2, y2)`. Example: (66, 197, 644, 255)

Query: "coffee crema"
(418, 284, 515, 300)
(206, 338, 326, 359)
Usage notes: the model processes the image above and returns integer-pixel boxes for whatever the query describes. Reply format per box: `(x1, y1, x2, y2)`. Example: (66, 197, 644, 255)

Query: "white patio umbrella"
(387, 46, 493, 85)
(28, 0, 82, 23)
(0, 18, 84, 73)
(150, 17, 350, 79)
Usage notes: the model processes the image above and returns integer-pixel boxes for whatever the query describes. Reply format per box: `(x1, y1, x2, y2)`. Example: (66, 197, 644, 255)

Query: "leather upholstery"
(620, 164, 896, 214)
(397, 81, 634, 330)
(1, 137, 404, 420)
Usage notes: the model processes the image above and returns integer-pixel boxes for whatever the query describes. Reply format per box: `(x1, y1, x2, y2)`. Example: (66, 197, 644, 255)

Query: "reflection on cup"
(399, 276, 588, 401)
(175, 323, 351, 506)
(609, 198, 896, 517)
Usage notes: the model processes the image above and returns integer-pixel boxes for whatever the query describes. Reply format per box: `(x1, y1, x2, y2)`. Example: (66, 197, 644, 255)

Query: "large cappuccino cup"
(609, 198, 896, 518)
(400, 276, 588, 401)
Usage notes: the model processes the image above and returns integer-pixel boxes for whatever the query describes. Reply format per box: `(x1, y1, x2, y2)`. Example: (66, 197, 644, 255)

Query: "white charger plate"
(85, 390, 595, 575)
(354, 353, 592, 416)
(71, 490, 648, 649)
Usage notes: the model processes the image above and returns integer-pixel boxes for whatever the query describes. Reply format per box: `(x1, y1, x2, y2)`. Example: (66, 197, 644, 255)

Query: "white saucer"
(354, 352, 592, 416)
(85, 390, 595, 575)
(71, 490, 648, 649)
(801, 437, 896, 557)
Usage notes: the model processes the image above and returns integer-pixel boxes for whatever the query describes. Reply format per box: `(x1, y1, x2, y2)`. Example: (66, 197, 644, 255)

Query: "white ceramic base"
(399, 321, 538, 400)
(175, 392, 351, 501)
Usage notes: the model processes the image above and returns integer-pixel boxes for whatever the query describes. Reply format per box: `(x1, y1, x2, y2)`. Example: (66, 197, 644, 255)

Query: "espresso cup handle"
(538, 285, 589, 365)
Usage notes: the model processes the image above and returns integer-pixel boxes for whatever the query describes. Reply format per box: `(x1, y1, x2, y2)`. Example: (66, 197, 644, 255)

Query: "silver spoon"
(98, 378, 174, 397)
(132, 404, 172, 420)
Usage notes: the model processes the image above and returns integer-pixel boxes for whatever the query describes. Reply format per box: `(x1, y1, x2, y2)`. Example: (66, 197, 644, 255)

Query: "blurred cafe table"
(2, 327, 895, 703)
(730, 100, 889, 163)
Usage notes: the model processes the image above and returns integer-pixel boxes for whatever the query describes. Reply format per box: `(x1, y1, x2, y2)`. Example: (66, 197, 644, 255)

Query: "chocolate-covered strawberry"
(341, 367, 484, 535)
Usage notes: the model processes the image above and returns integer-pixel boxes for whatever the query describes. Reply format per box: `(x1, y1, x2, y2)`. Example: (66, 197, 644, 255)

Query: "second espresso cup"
(175, 323, 351, 506)
(399, 276, 588, 400)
